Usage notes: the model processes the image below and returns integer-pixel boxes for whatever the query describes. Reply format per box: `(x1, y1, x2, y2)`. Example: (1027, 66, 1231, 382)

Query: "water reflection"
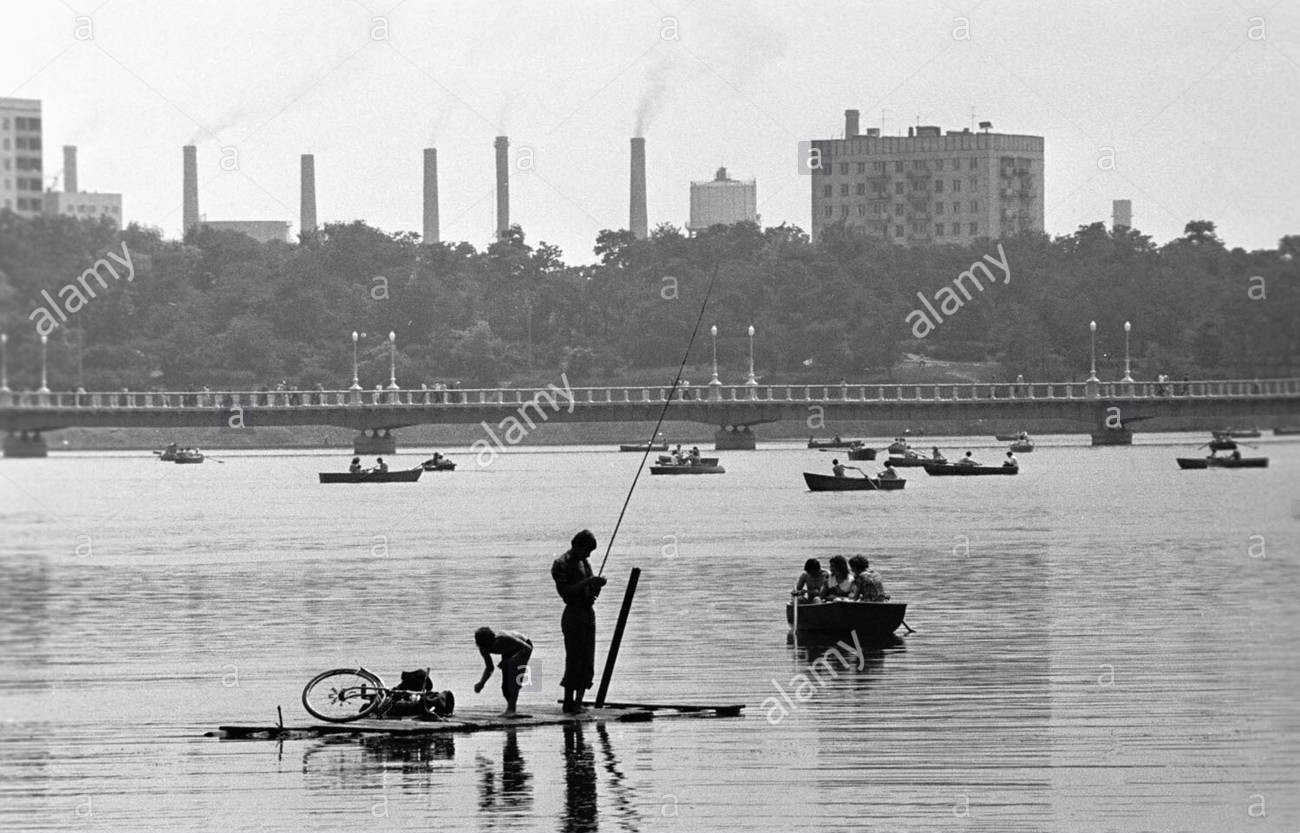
(595, 724, 640, 832)
(562, 722, 597, 833)
(477, 729, 533, 816)
(299, 733, 456, 793)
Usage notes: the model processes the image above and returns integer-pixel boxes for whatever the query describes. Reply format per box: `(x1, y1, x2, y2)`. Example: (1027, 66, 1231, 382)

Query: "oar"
(902, 620, 915, 634)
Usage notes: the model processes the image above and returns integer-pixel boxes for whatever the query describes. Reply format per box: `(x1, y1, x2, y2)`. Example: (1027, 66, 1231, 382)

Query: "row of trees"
(0, 208, 1295, 392)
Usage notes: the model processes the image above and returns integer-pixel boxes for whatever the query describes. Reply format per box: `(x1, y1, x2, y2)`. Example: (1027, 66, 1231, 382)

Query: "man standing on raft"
(551, 529, 607, 714)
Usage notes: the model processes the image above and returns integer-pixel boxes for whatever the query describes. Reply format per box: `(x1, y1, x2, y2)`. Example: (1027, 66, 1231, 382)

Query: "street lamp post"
(349, 331, 362, 391)
(386, 331, 400, 391)
(1086, 320, 1099, 383)
(38, 334, 50, 394)
(745, 325, 757, 387)
(0, 333, 9, 393)
(709, 325, 721, 387)
(1121, 321, 1134, 383)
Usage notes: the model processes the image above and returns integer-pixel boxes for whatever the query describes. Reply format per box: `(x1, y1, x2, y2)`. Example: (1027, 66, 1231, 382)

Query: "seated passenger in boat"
(849, 555, 889, 602)
(688, 446, 701, 463)
(349, 456, 363, 474)
(826, 556, 854, 598)
(956, 451, 977, 466)
(375, 457, 389, 473)
(793, 559, 830, 603)
(1004, 451, 1018, 468)
(932, 446, 944, 460)
(671, 444, 684, 463)
(1230, 449, 1241, 461)
(832, 458, 847, 477)
(878, 461, 899, 480)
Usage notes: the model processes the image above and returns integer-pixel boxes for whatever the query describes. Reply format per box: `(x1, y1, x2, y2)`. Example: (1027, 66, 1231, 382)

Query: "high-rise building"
(0, 98, 44, 218)
(688, 167, 757, 234)
(809, 111, 1044, 245)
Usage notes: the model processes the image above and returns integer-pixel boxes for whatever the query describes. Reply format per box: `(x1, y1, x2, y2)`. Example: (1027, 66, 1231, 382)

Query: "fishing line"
(597, 264, 722, 576)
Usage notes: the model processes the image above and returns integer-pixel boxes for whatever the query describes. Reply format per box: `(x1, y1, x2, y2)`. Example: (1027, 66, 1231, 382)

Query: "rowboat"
(807, 438, 859, 449)
(1208, 434, 1238, 452)
(885, 453, 939, 467)
(1009, 439, 1034, 452)
(1275, 427, 1300, 436)
(649, 460, 725, 475)
(1176, 456, 1268, 470)
(886, 440, 911, 454)
(319, 469, 424, 483)
(1228, 428, 1261, 439)
(847, 446, 877, 461)
(619, 442, 668, 452)
(656, 455, 719, 466)
(421, 457, 456, 471)
(994, 433, 1021, 442)
(803, 472, 905, 491)
(155, 443, 179, 461)
(923, 462, 1018, 476)
(786, 600, 908, 638)
(173, 448, 205, 464)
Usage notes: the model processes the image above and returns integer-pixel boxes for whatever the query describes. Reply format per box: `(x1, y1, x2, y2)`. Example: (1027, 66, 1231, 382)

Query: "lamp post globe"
(349, 331, 362, 391)
(1121, 321, 1134, 382)
(745, 325, 757, 386)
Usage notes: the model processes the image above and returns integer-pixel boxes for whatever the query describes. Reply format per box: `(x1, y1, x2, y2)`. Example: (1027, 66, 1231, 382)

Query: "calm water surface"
(1, 435, 1297, 832)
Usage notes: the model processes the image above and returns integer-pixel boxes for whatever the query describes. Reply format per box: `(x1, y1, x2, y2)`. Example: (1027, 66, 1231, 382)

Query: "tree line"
(0, 208, 1295, 392)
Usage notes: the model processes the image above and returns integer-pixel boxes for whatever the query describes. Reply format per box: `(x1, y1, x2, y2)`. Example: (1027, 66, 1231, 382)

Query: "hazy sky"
(4, 0, 1297, 262)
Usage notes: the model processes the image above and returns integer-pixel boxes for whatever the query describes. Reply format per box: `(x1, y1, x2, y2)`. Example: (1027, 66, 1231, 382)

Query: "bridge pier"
(714, 424, 756, 451)
(354, 429, 397, 456)
(4, 430, 49, 458)
(1091, 428, 1133, 446)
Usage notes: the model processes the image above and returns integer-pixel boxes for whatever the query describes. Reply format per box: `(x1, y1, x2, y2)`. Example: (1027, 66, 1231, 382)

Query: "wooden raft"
(212, 702, 744, 740)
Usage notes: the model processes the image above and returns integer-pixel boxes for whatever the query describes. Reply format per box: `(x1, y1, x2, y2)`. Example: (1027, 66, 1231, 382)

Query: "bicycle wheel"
(302, 668, 387, 723)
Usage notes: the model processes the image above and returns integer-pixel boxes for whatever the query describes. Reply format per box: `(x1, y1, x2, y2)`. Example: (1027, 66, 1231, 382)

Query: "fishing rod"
(596, 264, 722, 577)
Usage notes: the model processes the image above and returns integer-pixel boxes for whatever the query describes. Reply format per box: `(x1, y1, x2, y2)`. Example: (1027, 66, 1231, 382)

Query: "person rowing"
(878, 460, 900, 480)
(1004, 451, 1018, 468)
(832, 458, 847, 477)
(349, 456, 363, 474)
(956, 451, 978, 467)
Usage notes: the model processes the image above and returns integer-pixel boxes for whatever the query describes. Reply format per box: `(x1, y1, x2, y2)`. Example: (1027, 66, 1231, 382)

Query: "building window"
(935, 223, 944, 236)
(840, 184, 849, 196)
(824, 206, 833, 217)
(912, 160, 925, 170)
(894, 161, 903, 172)
(14, 118, 26, 130)
(953, 180, 961, 192)
(894, 204, 905, 216)
(969, 222, 978, 235)
(856, 162, 865, 174)
(823, 185, 832, 198)
(857, 204, 867, 216)
(855, 183, 866, 195)
(873, 161, 885, 172)
(935, 159, 944, 172)
(952, 202, 960, 213)
(969, 177, 978, 189)
(839, 163, 848, 174)
(15, 137, 27, 149)
(969, 158, 978, 170)
(894, 182, 904, 194)
(30, 138, 40, 150)
(935, 202, 943, 214)
(970, 200, 979, 212)
(895, 225, 904, 237)
(935, 179, 944, 193)
(872, 203, 883, 215)
(841, 204, 849, 217)
(952, 223, 960, 235)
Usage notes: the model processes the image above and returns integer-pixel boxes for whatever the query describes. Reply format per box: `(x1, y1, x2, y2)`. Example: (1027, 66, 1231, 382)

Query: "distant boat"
(173, 448, 204, 464)
(619, 442, 668, 452)
(803, 472, 905, 491)
(1275, 427, 1300, 436)
(807, 437, 859, 449)
(155, 443, 179, 461)
(649, 460, 725, 475)
(847, 446, 877, 461)
(656, 454, 718, 466)
(421, 456, 456, 471)
(319, 469, 423, 484)
(994, 433, 1021, 442)
(1208, 432, 1238, 451)
(1176, 456, 1268, 470)
(924, 461, 1018, 476)
(1009, 439, 1035, 452)
(1228, 428, 1261, 439)
(885, 451, 940, 467)
(886, 438, 912, 454)
(786, 600, 908, 638)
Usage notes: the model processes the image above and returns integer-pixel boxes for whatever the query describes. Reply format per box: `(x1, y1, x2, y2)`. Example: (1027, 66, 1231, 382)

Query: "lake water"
(1, 435, 1297, 832)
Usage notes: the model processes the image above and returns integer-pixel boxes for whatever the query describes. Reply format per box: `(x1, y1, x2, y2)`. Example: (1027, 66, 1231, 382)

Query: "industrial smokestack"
(300, 154, 317, 237)
(423, 148, 440, 244)
(494, 136, 509, 239)
(844, 109, 860, 137)
(182, 145, 199, 236)
(1112, 199, 1132, 230)
(630, 137, 647, 240)
(63, 145, 78, 193)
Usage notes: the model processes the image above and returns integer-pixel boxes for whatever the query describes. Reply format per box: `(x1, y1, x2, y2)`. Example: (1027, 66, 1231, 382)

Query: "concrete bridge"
(2, 378, 1298, 456)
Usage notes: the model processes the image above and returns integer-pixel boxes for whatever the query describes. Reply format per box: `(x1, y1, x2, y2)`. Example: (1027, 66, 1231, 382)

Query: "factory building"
(43, 146, 123, 225)
(688, 167, 757, 234)
(202, 220, 291, 243)
(809, 110, 1044, 245)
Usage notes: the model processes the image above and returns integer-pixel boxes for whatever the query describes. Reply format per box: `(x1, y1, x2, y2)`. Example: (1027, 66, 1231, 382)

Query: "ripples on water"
(1, 436, 1297, 831)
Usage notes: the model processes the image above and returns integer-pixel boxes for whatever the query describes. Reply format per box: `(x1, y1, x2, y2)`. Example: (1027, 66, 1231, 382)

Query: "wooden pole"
(594, 567, 640, 708)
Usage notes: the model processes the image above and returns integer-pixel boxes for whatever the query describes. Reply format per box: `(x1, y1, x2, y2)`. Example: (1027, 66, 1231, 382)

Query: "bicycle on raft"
(301, 666, 454, 723)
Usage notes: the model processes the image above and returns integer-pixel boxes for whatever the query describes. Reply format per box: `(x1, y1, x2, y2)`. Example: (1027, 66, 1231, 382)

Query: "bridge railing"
(2, 378, 1297, 409)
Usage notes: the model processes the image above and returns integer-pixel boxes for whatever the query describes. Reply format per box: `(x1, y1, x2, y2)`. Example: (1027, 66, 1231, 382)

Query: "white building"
(688, 167, 757, 233)
(43, 190, 123, 225)
(0, 98, 44, 218)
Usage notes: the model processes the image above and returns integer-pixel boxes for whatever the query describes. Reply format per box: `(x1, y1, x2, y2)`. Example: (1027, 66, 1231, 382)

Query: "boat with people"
(154, 443, 180, 461)
(656, 454, 719, 466)
(1275, 426, 1300, 436)
(1208, 430, 1239, 452)
(619, 442, 669, 452)
(885, 437, 912, 454)
(847, 446, 877, 461)
(420, 453, 456, 471)
(807, 436, 859, 449)
(1009, 433, 1035, 452)
(649, 459, 725, 475)
(1227, 428, 1261, 439)
(173, 448, 205, 464)
(994, 433, 1022, 442)
(1176, 455, 1268, 470)
(887, 446, 946, 467)
(924, 460, 1018, 476)
(785, 600, 908, 638)
(319, 468, 424, 484)
(802, 472, 904, 491)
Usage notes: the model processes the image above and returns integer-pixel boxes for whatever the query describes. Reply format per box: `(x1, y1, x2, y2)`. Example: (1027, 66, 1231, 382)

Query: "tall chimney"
(182, 145, 199, 236)
(844, 109, 860, 137)
(1112, 199, 1132, 230)
(630, 137, 648, 240)
(300, 153, 317, 237)
(63, 145, 78, 193)
(423, 148, 440, 244)
(494, 136, 509, 239)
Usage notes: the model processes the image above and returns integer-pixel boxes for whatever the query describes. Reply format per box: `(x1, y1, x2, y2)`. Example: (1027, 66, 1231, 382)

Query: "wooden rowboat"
(649, 461, 725, 475)
(807, 438, 859, 449)
(1274, 427, 1300, 436)
(173, 448, 205, 464)
(319, 469, 423, 484)
(847, 446, 877, 461)
(421, 457, 456, 471)
(786, 600, 908, 638)
(1176, 456, 1268, 470)
(803, 472, 905, 491)
(619, 442, 668, 452)
(885, 454, 937, 467)
(994, 433, 1021, 442)
(656, 455, 719, 466)
(924, 462, 1018, 476)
